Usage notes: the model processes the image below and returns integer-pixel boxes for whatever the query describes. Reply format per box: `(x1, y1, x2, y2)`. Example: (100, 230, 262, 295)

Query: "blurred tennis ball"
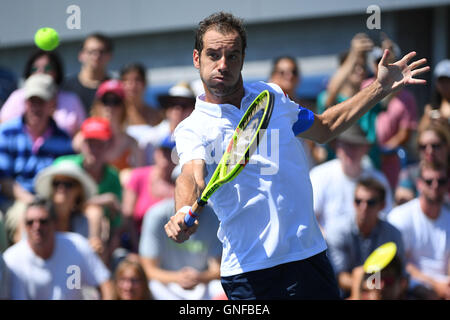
(34, 27, 60, 51)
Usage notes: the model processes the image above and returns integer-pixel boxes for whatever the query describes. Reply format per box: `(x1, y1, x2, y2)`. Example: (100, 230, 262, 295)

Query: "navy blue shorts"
(221, 251, 341, 300)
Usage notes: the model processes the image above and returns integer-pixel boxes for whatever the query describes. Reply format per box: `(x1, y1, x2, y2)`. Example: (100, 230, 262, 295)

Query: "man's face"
(417, 168, 448, 204)
(165, 98, 195, 128)
(336, 141, 369, 167)
(79, 37, 111, 71)
(81, 138, 110, 164)
(354, 186, 384, 232)
(418, 130, 448, 166)
(25, 206, 54, 248)
(193, 29, 244, 98)
(25, 96, 55, 128)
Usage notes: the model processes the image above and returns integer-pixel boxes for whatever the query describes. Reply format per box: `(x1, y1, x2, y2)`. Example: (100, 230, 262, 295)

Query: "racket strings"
(224, 96, 268, 173)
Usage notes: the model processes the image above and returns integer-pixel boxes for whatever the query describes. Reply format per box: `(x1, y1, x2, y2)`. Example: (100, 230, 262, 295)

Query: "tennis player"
(164, 12, 429, 300)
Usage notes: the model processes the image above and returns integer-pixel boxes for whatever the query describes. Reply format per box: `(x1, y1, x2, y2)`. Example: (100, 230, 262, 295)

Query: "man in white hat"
(0, 74, 73, 244)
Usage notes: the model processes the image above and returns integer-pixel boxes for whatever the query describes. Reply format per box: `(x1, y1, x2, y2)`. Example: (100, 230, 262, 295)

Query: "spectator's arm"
(140, 256, 191, 288)
(407, 263, 450, 299)
(325, 33, 373, 107)
(99, 279, 115, 300)
(197, 257, 221, 284)
(382, 127, 411, 149)
(0, 178, 34, 204)
(338, 271, 354, 292)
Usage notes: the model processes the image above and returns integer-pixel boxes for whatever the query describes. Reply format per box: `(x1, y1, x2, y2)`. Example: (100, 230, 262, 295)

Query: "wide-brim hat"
(34, 160, 98, 201)
(337, 124, 371, 145)
(157, 81, 196, 108)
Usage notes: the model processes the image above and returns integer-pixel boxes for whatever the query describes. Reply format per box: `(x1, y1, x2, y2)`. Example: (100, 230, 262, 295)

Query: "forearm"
(382, 128, 410, 149)
(315, 80, 386, 143)
(0, 179, 34, 203)
(175, 169, 205, 212)
(325, 53, 360, 107)
(338, 271, 354, 292)
(141, 258, 183, 284)
(198, 258, 221, 283)
(99, 280, 115, 300)
(406, 263, 437, 288)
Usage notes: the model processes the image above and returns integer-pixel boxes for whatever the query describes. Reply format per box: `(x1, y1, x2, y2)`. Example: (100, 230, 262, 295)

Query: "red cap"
(81, 117, 112, 141)
(96, 80, 125, 100)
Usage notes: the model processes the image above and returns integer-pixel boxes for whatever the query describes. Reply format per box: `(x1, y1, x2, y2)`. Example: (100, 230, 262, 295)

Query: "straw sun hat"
(34, 160, 97, 201)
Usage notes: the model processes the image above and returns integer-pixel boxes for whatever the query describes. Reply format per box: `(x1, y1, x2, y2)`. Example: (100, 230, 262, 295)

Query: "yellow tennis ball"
(34, 27, 60, 51)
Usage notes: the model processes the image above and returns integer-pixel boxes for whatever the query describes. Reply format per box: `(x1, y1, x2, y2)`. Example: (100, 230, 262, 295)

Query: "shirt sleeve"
(292, 106, 315, 135)
(174, 118, 207, 168)
(0, 89, 25, 123)
(139, 201, 171, 258)
(0, 130, 13, 179)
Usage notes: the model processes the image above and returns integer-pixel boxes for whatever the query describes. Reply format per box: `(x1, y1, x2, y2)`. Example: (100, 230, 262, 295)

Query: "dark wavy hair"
(23, 49, 64, 86)
(194, 11, 247, 55)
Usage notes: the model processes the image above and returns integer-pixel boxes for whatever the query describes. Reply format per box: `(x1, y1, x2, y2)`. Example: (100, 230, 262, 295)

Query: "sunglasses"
(354, 198, 379, 207)
(84, 49, 109, 56)
(275, 69, 298, 77)
(420, 177, 448, 187)
(101, 96, 123, 106)
(52, 180, 77, 189)
(25, 218, 50, 227)
(31, 64, 54, 74)
(418, 143, 442, 151)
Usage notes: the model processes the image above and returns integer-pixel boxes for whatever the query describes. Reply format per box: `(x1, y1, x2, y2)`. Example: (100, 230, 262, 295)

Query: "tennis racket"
(184, 89, 275, 226)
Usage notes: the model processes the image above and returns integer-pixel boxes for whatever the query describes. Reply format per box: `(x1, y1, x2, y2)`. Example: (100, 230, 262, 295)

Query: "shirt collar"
(195, 83, 259, 118)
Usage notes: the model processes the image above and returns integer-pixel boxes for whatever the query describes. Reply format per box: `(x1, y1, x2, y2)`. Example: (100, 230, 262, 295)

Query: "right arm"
(164, 159, 207, 243)
(324, 33, 373, 107)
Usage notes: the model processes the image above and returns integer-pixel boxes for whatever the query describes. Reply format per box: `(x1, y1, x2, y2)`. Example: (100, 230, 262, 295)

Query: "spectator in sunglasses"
(395, 120, 450, 205)
(2, 197, 113, 299)
(388, 161, 450, 299)
(34, 160, 98, 238)
(269, 56, 327, 169)
(310, 123, 393, 236)
(0, 49, 86, 137)
(73, 80, 145, 172)
(326, 178, 405, 298)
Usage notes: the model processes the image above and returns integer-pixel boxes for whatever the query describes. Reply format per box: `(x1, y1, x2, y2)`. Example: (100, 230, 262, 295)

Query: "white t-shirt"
(310, 158, 393, 234)
(3, 232, 111, 300)
(175, 81, 327, 277)
(387, 199, 450, 282)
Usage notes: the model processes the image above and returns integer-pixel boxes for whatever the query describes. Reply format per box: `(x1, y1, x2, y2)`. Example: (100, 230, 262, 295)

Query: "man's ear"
(193, 49, 200, 70)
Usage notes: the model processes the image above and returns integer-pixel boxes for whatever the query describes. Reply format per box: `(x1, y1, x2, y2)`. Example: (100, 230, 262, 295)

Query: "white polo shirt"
(175, 81, 327, 277)
(388, 199, 450, 282)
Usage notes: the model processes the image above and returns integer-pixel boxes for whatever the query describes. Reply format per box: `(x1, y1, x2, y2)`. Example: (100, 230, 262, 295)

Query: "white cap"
(434, 59, 450, 79)
(23, 73, 57, 101)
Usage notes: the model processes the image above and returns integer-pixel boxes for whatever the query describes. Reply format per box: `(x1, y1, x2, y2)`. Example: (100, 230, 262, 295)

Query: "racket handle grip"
(184, 200, 205, 227)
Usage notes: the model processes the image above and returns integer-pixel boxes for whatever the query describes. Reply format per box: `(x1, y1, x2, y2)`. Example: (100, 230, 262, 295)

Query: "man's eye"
(208, 52, 219, 60)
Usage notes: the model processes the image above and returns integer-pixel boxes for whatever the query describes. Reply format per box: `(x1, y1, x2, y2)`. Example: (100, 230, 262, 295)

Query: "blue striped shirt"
(0, 117, 74, 193)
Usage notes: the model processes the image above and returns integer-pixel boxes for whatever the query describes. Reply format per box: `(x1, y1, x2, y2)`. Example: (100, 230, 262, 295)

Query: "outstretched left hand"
(376, 49, 430, 94)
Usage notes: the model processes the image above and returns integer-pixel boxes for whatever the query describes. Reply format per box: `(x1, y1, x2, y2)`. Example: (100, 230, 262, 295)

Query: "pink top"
(125, 166, 165, 230)
(0, 88, 86, 136)
(362, 78, 418, 145)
